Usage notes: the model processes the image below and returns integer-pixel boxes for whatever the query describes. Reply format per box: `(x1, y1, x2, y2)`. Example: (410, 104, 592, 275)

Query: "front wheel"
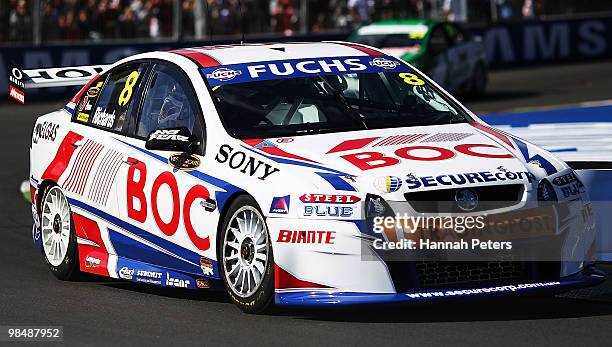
(39, 185, 80, 280)
(219, 196, 274, 313)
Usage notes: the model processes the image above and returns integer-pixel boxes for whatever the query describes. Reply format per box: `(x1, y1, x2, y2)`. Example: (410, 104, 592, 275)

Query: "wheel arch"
(215, 191, 253, 256)
(36, 179, 58, 218)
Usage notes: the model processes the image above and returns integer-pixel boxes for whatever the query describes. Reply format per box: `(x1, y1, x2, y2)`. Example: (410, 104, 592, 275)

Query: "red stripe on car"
(169, 49, 221, 67)
(470, 122, 515, 149)
(42, 131, 84, 182)
(73, 213, 110, 277)
(334, 42, 385, 56)
(242, 139, 318, 163)
(326, 137, 380, 154)
(274, 264, 331, 289)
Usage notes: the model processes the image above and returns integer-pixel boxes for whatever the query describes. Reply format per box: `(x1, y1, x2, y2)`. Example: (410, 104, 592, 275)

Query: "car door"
(66, 61, 149, 276)
(114, 61, 219, 282)
(443, 23, 473, 91)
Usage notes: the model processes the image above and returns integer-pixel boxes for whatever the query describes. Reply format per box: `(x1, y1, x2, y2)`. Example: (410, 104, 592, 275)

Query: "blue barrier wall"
(470, 15, 612, 69)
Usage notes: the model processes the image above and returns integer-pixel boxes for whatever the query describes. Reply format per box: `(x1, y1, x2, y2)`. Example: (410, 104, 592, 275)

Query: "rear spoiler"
(8, 63, 111, 104)
(22, 64, 111, 88)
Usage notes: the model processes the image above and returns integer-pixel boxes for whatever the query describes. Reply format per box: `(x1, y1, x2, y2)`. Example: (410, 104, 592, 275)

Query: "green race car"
(349, 19, 488, 95)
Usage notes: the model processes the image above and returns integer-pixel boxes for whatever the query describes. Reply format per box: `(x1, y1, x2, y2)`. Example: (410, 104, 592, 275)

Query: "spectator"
(9, 0, 610, 43)
(119, 6, 137, 38)
(272, 0, 297, 36)
(442, 0, 467, 22)
(9, 0, 33, 42)
(42, 1, 61, 41)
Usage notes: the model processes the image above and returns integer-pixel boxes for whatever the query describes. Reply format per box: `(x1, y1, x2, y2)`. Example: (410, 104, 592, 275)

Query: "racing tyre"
(39, 185, 80, 280)
(469, 63, 488, 96)
(219, 195, 274, 314)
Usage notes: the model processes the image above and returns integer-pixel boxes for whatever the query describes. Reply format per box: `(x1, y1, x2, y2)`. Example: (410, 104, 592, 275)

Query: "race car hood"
(243, 122, 566, 198)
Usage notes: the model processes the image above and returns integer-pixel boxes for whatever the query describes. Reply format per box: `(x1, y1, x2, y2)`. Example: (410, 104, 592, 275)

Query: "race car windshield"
(204, 57, 467, 138)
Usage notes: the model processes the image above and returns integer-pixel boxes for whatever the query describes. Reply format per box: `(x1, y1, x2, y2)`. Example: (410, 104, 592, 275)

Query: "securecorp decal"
(405, 170, 536, 190)
(202, 56, 410, 86)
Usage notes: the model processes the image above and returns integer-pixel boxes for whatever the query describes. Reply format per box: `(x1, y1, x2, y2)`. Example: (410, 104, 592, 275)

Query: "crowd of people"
(2, 0, 611, 43)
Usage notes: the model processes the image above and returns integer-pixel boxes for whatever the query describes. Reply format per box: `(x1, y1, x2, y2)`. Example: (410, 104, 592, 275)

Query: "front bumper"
(268, 211, 603, 306)
(275, 267, 606, 306)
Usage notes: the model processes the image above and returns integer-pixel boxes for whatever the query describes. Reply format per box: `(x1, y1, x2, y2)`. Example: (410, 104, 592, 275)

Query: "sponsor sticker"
(91, 107, 116, 128)
(369, 57, 401, 69)
(374, 176, 403, 193)
(87, 86, 100, 97)
(149, 129, 190, 142)
(8, 66, 25, 104)
(168, 153, 201, 171)
(215, 144, 280, 180)
(77, 112, 90, 122)
(119, 267, 134, 280)
(9, 85, 25, 104)
(202, 56, 407, 86)
(304, 205, 354, 218)
(136, 270, 162, 279)
(32, 121, 59, 144)
(206, 68, 242, 81)
(552, 172, 579, 186)
(277, 230, 336, 244)
(78, 95, 89, 112)
(196, 278, 210, 289)
(299, 194, 361, 204)
(166, 273, 190, 288)
(134, 270, 163, 284)
(200, 257, 214, 276)
(405, 170, 536, 190)
(84, 256, 101, 268)
(270, 196, 290, 214)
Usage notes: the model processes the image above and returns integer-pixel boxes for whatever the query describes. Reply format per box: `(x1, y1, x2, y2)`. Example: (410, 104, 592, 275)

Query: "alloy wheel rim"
(41, 187, 71, 267)
(223, 206, 269, 298)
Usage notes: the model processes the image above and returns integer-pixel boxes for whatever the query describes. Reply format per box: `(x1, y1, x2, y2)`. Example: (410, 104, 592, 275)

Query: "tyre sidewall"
(219, 195, 274, 313)
(39, 185, 79, 280)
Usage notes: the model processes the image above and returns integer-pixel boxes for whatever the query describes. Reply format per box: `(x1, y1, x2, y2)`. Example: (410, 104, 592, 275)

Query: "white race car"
(26, 42, 604, 313)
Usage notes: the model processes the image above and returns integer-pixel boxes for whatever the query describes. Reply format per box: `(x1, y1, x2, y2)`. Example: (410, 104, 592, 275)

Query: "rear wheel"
(219, 196, 274, 313)
(39, 185, 80, 280)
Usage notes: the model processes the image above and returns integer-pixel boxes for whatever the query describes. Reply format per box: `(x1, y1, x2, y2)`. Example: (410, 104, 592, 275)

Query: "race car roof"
(168, 42, 384, 68)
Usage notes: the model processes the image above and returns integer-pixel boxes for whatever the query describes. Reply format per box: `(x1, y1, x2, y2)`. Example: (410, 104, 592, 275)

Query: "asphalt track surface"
(1, 60, 612, 346)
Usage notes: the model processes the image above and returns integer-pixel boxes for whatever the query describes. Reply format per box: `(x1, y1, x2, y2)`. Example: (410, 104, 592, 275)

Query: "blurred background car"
(348, 19, 488, 95)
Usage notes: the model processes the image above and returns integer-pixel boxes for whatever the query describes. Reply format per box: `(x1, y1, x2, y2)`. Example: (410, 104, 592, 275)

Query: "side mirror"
(145, 127, 199, 153)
